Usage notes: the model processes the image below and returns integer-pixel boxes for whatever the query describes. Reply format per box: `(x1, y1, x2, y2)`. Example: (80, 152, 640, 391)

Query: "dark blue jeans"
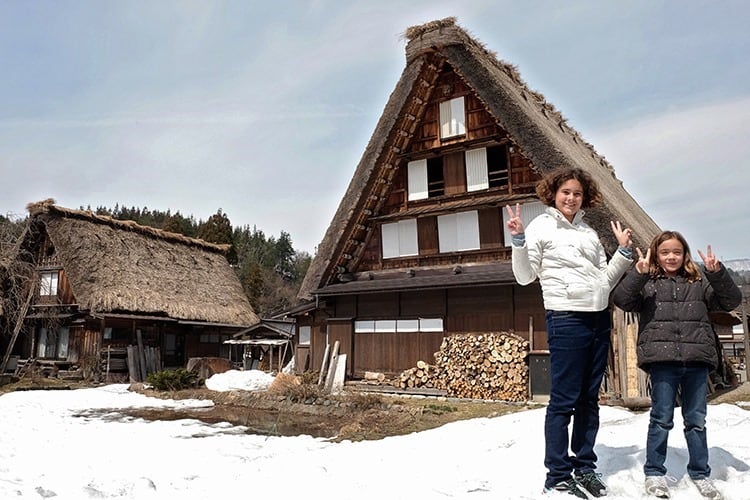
(544, 309, 611, 489)
(645, 364, 710, 479)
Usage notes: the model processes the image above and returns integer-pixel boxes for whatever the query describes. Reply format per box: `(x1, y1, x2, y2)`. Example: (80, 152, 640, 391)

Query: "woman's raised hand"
(610, 220, 633, 248)
(505, 203, 524, 235)
(697, 245, 720, 272)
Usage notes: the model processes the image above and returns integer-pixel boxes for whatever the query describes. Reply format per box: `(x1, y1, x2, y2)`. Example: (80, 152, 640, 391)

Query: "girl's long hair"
(647, 230, 702, 281)
(536, 167, 602, 209)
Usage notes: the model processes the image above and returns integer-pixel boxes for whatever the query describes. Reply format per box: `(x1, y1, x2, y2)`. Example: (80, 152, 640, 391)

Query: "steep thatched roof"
(298, 17, 660, 301)
(24, 199, 259, 326)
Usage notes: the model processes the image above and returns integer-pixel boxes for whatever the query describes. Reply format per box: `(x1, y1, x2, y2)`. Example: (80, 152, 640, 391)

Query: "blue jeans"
(645, 364, 710, 479)
(544, 310, 611, 489)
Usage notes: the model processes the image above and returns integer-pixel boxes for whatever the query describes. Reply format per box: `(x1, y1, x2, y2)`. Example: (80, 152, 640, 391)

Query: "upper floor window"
(439, 97, 466, 139)
(39, 271, 59, 296)
(408, 158, 445, 201)
(381, 219, 418, 259)
(465, 148, 489, 191)
(466, 146, 509, 192)
(437, 211, 480, 253)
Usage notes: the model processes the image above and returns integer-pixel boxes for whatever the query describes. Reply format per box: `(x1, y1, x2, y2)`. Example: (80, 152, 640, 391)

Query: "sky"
(1, 1, 748, 260)
(0, 371, 749, 499)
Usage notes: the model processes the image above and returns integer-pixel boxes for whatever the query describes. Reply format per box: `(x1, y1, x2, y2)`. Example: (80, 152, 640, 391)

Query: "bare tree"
(0, 213, 38, 373)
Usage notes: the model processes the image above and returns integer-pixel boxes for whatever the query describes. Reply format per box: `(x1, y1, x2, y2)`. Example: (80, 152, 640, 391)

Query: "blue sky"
(1, 1, 748, 260)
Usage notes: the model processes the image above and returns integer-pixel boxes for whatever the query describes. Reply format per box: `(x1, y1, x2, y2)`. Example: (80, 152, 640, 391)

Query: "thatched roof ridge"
(403, 18, 615, 177)
(25, 200, 258, 326)
(27, 199, 230, 254)
(297, 18, 661, 301)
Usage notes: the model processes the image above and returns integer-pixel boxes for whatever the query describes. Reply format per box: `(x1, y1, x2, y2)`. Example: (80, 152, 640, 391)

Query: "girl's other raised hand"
(505, 203, 524, 235)
(697, 245, 720, 272)
(634, 247, 651, 274)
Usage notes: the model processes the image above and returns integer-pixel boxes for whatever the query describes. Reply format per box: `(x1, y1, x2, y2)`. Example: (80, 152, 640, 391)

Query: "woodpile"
(395, 332, 530, 401)
(395, 360, 438, 389)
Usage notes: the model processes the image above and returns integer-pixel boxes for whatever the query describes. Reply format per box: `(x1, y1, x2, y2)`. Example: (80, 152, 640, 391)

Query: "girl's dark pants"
(543, 309, 611, 489)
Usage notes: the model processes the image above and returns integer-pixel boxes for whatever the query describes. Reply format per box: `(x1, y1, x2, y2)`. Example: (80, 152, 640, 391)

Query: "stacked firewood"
(394, 360, 438, 389)
(395, 332, 530, 401)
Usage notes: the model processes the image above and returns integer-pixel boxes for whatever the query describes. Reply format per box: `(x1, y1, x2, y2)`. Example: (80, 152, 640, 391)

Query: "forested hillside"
(0, 205, 311, 317)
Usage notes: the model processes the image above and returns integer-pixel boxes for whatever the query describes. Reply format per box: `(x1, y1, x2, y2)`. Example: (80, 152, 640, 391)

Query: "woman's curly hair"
(535, 167, 602, 209)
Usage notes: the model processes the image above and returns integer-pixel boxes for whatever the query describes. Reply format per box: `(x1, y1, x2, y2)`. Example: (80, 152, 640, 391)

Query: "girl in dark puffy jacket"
(612, 230, 741, 500)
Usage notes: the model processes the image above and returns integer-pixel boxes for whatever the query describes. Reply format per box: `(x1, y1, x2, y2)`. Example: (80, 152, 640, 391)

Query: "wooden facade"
(293, 18, 663, 400)
(301, 283, 546, 378)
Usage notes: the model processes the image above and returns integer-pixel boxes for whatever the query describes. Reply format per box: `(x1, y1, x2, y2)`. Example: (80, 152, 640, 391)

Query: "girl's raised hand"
(697, 245, 720, 272)
(505, 203, 524, 235)
(634, 247, 651, 274)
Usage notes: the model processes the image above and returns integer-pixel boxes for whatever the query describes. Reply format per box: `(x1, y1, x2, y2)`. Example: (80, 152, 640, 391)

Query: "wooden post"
(317, 343, 331, 386)
(323, 341, 340, 393)
(742, 293, 749, 383)
(528, 315, 534, 351)
(136, 329, 147, 380)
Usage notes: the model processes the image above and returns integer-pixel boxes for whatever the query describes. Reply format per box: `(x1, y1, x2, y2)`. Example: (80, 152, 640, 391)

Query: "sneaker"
(691, 478, 723, 500)
(576, 472, 607, 497)
(543, 479, 588, 499)
(644, 476, 670, 498)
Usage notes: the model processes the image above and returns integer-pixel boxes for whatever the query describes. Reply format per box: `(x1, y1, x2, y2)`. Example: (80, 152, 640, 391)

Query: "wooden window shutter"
(417, 217, 439, 255)
(478, 207, 503, 248)
(407, 159, 428, 201)
(465, 148, 489, 192)
(443, 152, 465, 195)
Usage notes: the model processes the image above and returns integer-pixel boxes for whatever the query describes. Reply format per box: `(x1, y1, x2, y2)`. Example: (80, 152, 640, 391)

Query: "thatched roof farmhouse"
(290, 18, 661, 400)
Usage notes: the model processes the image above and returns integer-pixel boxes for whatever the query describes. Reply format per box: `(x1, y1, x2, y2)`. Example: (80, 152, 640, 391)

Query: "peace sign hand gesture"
(697, 245, 720, 272)
(634, 247, 651, 274)
(505, 203, 525, 235)
(610, 220, 633, 249)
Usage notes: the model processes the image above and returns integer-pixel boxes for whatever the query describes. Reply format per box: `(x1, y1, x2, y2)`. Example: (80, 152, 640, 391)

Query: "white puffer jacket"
(511, 207, 631, 312)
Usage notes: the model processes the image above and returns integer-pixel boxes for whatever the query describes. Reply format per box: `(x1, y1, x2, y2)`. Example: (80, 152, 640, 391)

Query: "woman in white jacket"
(506, 167, 633, 498)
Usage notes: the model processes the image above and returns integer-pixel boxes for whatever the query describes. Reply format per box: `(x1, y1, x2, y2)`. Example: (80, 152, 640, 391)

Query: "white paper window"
(381, 219, 418, 259)
(354, 319, 443, 333)
(502, 201, 546, 246)
(465, 148, 489, 192)
(37, 328, 48, 358)
(354, 320, 376, 333)
(439, 97, 466, 138)
(40, 271, 59, 296)
(396, 319, 419, 332)
(298, 326, 311, 346)
(375, 320, 397, 333)
(407, 159, 428, 201)
(420, 318, 444, 332)
(57, 328, 69, 359)
(438, 211, 480, 253)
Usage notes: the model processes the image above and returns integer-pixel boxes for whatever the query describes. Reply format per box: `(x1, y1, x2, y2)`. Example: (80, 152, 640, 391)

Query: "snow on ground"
(0, 371, 748, 499)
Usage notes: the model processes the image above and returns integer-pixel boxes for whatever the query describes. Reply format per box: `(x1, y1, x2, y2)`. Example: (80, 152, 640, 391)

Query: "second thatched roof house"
(1, 199, 259, 381)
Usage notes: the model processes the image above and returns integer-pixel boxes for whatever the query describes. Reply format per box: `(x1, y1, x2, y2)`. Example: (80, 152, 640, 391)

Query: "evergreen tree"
(197, 209, 236, 264)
